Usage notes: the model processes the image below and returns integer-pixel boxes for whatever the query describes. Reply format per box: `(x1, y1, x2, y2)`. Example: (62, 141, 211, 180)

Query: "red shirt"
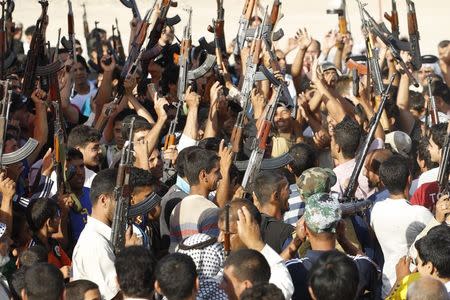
(410, 181, 440, 210)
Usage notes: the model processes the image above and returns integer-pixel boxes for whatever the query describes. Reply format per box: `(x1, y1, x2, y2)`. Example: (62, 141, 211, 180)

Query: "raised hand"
(100, 54, 116, 73)
(31, 88, 47, 105)
(0, 172, 16, 200)
(296, 28, 313, 50)
(184, 86, 201, 109)
(236, 206, 265, 251)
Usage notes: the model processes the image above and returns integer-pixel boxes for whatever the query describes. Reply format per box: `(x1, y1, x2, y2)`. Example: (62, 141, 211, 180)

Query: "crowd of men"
(0, 0, 449, 299)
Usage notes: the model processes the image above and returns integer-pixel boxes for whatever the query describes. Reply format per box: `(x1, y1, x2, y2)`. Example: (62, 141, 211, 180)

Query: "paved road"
(15, 0, 449, 58)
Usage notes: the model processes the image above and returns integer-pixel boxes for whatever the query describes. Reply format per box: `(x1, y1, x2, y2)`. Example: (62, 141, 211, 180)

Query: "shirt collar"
(305, 249, 336, 262)
(87, 216, 112, 240)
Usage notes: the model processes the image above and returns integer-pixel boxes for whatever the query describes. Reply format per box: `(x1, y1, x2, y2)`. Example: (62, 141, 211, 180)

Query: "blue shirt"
(69, 187, 91, 242)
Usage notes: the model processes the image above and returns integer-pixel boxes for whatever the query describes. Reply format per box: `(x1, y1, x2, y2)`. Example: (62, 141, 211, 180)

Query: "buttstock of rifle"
(231, 125, 242, 154)
(244, 0, 256, 18)
(338, 16, 347, 35)
(407, 14, 418, 34)
(68, 15, 74, 35)
(269, 1, 280, 25)
(164, 134, 176, 150)
(54, 136, 61, 162)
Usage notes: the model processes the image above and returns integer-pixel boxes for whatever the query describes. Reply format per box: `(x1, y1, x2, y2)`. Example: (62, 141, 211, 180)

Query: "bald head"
(407, 276, 449, 300)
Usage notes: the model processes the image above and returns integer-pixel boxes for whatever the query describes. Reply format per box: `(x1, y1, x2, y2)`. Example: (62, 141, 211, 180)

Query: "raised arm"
(28, 89, 48, 165)
(204, 82, 223, 139)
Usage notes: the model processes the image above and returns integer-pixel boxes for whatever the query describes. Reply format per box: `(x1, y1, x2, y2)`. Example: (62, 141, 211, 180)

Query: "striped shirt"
(283, 184, 305, 226)
(169, 194, 219, 252)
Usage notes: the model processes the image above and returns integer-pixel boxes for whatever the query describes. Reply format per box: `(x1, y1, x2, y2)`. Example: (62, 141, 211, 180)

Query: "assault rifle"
(230, 9, 267, 154)
(0, 81, 38, 167)
(327, 0, 348, 35)
(207, 0, 226, 74)
(345, 55, 368, 97)
(111, 117, 163, 254)
(246, 0, 284, 46)
(233, 0, 256, 56)
(357, 0, 384, 96)
(23, 0, 64, 98)
(81, 3, 90, 54)
(176, 6, 216, 103)
(437, 122, 450, 195)
(242, 83, 283, 190)
(120, 0, 141, 21)
(360, 3, 419, 87)
(343, 74, 396, 201)
(114, 18, 126, 64)
(61, 0, 77, 64)
(406, 0, 422, 71)
(426, 77, 439, 127)
(384, 0, 399, 39)
(224, 204, 231, 258)
(0, 1, 15, 80)
(146, 0, 180, 50)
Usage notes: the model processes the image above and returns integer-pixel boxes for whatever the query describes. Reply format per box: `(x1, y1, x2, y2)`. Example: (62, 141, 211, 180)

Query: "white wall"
(15, 0, 449, 58)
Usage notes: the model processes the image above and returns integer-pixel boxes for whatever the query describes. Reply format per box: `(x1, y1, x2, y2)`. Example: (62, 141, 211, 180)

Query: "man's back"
(72, 216, 118, 300)
(169, 194, 219, 252)
(370, 198, 433, 297)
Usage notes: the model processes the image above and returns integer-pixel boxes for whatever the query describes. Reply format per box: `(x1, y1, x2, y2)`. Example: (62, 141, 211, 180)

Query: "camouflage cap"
(304, 193, 342, 234)
(296, 167, 337, 199)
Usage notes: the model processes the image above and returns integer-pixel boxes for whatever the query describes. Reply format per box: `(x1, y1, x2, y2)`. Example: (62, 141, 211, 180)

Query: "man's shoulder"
(348, 254, 380, 273)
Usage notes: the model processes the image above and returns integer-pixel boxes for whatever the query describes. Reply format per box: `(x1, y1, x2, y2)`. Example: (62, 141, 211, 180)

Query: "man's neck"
(189, 185, 209, 198)
(389, 192, 407, 200)
(261, 206, 282, 221)
(75, 81, 90, 94)
(334, 156, 353, 167)
(90, 211, 111, 228)
(309, 237, 336, 251)
(36, 229, 49, 248)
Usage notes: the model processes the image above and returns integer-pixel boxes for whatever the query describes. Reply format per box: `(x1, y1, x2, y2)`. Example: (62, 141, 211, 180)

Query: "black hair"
(130, 167, 159, 188)
(219, 199, 262, 225)
(115, 246, 156, 298)
(224, 249, 271, 285)
(26, 198, 59, 232)
(19, 245, 48, 267)
(184, 148, 219, 186)
(90, 168, 118, 206)
(308, 251, 359, 300)
(288, 143, 317, 177)
(409, 91, 425, 113)
(252, 171, 287, 205)
(67, 147, 84, 162)
(65, 280, 99, 300)
(23, 263, 64, 300)
(415, 224, 450, 278)
(198, 137, 224, 152)
(438, 40, 450, 48)
(67, 125, 101, 149)
(113, 108, 135, 125)
(24, 25, 36, 36)
(10, 268, 26, 299)
(240, 283, 284, 300)
(417, 137, 437, 170)
(176, 146, 199, 178)
(155, 253, 198, 300)
(432, 78, 450, 105)
(75, 55, 90, 74)
(379, 155, 410, 194)
(430, 122, 447, 149)
(334, 117, 361, 159)
(121, 115, 152, 140)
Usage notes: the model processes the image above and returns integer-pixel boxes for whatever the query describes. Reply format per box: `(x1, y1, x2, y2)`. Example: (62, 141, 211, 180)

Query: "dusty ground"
(15, 0, 449, 59)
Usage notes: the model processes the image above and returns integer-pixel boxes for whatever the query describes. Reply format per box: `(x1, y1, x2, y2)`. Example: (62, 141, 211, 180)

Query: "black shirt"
(260, 214, 295, 254)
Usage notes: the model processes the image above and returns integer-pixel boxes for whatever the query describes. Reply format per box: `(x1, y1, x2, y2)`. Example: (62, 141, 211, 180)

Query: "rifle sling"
(234, 152, 293, 172)
(1, 138, 39, 165)
(128, 192, 162, 219)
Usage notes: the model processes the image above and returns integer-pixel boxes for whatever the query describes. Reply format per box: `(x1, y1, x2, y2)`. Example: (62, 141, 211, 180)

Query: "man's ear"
(199, 169, 208, 183)
(21, 289, 27, 300)
(195, 276, 200, 292)
(154, 280, 163, 295)
(98, 194, 109, 208)
(242, 280, 253, 290)
(308, 286, 318, 300)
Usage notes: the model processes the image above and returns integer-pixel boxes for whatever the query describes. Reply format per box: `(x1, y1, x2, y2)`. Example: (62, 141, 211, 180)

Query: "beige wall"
(15, 0, 449, 57)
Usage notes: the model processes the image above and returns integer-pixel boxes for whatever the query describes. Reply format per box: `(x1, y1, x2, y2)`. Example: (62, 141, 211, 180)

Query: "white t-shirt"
(416, 167, 439, 190)
(49, 167, 96, 197)
(370, 198, 433, 297)
(70, 81, 98, 117)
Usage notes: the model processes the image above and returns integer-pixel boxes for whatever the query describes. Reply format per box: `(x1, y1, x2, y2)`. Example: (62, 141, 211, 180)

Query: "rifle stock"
(406, 0, 422, 70)
(384, 0, 399, 38)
